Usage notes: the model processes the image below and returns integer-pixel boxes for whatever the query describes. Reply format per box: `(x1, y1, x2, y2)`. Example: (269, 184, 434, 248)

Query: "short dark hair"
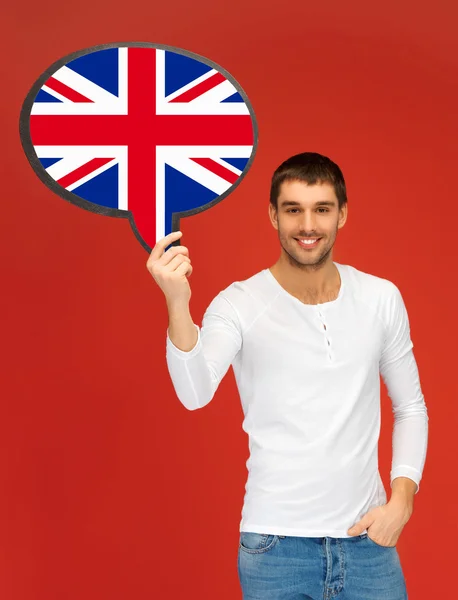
(270, 152, 347, 211)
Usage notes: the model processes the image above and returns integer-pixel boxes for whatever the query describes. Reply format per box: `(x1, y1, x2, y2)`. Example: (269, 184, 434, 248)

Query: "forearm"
(167, 299, 198, 352)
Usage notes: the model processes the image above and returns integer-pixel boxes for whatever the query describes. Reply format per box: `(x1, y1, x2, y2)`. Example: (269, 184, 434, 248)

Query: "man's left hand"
(346, 499, 413, 547)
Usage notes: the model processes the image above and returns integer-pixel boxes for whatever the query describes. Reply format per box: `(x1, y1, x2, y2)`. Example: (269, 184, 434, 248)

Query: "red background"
(2, 1, 456, 598)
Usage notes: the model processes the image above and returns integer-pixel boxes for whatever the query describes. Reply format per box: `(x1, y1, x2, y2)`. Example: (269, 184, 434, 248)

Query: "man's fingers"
(148, 230, 182, 262)
(348, 508, 380, 535)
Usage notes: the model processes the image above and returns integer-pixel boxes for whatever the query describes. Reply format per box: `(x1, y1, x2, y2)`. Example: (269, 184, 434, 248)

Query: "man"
(147, 152, 428, 599)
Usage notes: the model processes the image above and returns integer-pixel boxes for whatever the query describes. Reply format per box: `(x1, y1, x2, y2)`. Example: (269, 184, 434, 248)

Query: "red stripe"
(57, 158, 114, 188)
(190, 158, 239, 184)
(30, 114, 253, 146)
(126, 47, 157, 248)
(169, 72, 226, 103)
(44, 77, 94, 103)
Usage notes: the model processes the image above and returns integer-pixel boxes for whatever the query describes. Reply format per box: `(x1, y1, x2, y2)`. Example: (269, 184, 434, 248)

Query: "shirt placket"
(315, 305, 334, 362)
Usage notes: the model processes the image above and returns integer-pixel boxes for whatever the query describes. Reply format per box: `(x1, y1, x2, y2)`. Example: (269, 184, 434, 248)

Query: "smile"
(296, 237, 322, 249)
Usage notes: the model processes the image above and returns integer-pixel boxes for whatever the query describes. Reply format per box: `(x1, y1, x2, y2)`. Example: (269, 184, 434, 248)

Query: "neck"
(270, 254, 340, 299)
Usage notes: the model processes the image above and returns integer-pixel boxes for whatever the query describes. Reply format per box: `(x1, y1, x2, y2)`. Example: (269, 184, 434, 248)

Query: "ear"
(268, 203, 279, 231)
(337, 203, 348, 230)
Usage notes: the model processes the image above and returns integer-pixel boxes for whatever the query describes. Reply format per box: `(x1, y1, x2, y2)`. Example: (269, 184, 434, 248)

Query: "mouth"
(295, 237, 322, 249)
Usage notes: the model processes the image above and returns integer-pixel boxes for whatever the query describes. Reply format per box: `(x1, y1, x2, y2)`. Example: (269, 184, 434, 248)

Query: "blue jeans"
(238, 532, 408, 599)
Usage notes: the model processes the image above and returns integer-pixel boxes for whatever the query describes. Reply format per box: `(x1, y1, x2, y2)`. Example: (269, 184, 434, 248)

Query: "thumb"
(347, 512, 373, 536)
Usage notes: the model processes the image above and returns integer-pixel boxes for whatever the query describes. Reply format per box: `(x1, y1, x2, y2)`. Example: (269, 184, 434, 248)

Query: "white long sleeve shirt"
(165, 262, 429, 538)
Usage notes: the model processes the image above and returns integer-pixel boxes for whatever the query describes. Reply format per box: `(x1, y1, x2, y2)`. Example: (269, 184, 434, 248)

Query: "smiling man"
(156, 152, 429, 600)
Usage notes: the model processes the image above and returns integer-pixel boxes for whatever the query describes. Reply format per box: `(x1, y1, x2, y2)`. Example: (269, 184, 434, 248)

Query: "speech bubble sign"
(19, 42, 258, 252)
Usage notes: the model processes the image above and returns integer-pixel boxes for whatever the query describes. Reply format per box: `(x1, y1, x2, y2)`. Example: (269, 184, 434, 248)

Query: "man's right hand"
(146, 231, 193, 305)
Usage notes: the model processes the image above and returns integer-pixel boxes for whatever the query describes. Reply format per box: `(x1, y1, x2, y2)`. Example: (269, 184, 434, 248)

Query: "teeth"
(299, 238, 319, 244)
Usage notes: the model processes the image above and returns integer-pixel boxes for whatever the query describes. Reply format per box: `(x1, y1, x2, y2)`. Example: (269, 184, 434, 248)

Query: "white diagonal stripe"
(52, 64, 119, 104)
(212, 157, 243, 175)
(31, 49, 128, 115)
(34, 146, 127, 196)
(187, 79, 238, 105)
(41, 84, 72, 103)
(46, 155, 89, 180)
(67, 159, 118, 191)
(165, 155, 232, 195)
(164, 68, 217, 102)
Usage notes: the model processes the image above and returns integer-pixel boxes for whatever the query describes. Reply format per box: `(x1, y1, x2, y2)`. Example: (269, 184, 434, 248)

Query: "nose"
(299, 209, 318, 234)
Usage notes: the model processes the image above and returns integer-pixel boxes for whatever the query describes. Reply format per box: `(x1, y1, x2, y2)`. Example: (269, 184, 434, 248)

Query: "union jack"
(20, 44, 257, 251)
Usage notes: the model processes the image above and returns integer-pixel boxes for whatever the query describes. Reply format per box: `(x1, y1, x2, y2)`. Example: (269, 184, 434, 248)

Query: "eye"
(286, 208, 329, 213)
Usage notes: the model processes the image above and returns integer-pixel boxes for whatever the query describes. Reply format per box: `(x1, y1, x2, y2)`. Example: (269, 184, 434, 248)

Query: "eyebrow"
(280, 200, 336, 208)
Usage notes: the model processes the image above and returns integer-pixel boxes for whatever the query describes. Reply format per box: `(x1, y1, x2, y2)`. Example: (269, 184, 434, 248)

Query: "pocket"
(239, 531, 280, 554)
(363, 533, 396, 548)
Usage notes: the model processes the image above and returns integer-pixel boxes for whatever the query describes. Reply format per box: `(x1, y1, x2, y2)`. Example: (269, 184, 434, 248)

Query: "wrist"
(389, 477, 416, 516)
(166, 297, 190, 313)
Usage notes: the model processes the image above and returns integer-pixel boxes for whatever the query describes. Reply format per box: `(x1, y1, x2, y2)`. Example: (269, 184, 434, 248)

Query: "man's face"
(268, 180, 347, 268)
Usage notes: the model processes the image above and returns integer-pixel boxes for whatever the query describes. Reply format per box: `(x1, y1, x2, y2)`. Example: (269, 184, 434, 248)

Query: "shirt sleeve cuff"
(390, 466, 422, 494)
(166, 323, 201, 359)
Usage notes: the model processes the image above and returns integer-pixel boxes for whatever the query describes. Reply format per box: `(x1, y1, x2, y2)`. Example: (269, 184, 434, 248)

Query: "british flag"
(20, 44, 257, 251)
